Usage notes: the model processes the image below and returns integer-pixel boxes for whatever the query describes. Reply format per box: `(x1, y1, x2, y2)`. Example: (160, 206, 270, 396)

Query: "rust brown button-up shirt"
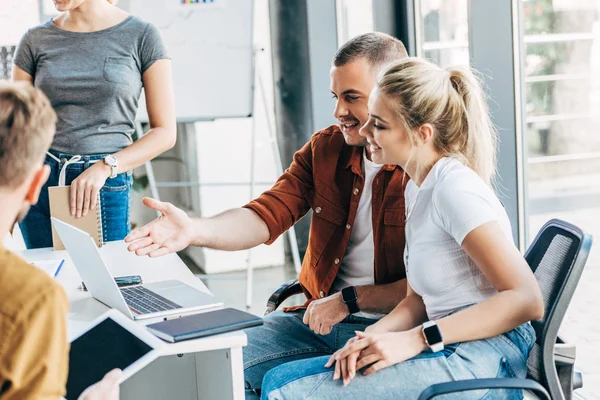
(244, 125, 408, 304)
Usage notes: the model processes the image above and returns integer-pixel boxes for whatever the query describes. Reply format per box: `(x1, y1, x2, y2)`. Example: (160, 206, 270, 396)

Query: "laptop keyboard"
(121, 285, 182, 315)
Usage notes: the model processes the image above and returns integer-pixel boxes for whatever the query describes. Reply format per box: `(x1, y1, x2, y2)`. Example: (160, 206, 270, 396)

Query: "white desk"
(19, 242, 247, 400)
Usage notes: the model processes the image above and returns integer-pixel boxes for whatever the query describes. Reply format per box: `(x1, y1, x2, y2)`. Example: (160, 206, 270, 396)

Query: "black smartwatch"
(341, 286, 360, 314)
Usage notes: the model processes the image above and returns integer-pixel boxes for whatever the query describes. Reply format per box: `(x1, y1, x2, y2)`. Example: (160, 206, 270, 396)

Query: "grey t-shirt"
(13, 16, 169, 155)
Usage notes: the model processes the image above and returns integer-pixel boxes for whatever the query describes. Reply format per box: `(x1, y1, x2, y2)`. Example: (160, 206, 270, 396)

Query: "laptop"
(52, 217, 223, 320)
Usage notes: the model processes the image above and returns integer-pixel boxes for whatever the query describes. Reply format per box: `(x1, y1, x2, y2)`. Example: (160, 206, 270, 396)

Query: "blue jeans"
(243, 310, 379, 400)
(260, 322, 536, 400)
(20, 150, 133, 249)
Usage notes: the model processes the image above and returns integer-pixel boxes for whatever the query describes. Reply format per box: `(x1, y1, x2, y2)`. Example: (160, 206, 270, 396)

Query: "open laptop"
(52, 217, 223, 320)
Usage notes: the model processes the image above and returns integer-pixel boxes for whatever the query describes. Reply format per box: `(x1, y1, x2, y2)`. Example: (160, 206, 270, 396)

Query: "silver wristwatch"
(103, 155, 119, 179)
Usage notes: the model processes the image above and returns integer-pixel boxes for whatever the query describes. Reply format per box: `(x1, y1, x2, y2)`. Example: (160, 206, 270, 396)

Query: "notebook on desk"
(49, 185, 103, 250)
(31, 259, 65, 278)
(146, 308, 264, 343)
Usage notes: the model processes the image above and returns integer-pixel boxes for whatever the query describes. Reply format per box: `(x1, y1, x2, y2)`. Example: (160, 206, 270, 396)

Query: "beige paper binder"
(48, 186, 103, 250)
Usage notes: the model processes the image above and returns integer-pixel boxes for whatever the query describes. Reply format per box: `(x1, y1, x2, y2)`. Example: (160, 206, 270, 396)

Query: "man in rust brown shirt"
(126, 33, 409, 398)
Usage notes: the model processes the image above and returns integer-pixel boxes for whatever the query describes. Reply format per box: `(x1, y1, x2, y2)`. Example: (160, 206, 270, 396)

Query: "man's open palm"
(125, 197, 194, 257)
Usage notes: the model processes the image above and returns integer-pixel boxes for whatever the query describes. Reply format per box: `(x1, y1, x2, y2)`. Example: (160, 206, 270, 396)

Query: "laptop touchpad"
(147, 280, 216, 308)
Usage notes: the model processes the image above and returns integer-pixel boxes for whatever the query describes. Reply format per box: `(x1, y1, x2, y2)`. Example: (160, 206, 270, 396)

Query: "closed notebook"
(146, 307, 263, 343)
(49, 185, 103, 250)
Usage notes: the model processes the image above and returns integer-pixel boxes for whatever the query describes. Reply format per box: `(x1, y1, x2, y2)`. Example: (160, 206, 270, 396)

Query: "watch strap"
(430, 341, 444, 352)
(109, 164, 117, 179)
(341, 286, 360, 314)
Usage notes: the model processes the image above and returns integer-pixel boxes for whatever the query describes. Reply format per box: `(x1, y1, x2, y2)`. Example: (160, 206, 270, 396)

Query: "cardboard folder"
(48, 186, 103, 250)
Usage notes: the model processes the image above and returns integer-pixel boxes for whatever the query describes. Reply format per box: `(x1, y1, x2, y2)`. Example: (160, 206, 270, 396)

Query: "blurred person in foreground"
(0, 81, 120, 400)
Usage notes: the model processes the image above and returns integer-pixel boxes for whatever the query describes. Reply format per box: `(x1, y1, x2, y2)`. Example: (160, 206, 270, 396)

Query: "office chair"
(419, 219, 592, 400)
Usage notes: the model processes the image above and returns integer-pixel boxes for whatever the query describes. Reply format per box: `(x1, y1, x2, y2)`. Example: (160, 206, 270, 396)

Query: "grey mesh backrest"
(524, 219, 592, 397)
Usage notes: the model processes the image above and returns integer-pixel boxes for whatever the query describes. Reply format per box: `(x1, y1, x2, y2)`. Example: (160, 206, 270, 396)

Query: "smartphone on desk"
(81, 275, 142, 291)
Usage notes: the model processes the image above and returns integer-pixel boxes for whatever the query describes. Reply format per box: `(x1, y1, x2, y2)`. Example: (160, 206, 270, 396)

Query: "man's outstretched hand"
(125, 197, 194, 257)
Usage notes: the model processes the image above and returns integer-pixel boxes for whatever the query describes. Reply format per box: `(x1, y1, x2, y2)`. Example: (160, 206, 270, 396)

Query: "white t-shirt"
(332, 150, 384, 319)
(404, 157, 513, 321)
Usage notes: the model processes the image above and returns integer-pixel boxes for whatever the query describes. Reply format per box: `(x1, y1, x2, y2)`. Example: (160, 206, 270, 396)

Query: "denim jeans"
(260, 322, 536, 400)
(20, 150, 133, 249)
(243, 310, 379, 400)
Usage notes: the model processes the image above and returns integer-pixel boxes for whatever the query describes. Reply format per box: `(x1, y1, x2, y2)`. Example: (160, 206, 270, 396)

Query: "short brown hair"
(333, 32, 408, 69)
(0, 81, 56, 188)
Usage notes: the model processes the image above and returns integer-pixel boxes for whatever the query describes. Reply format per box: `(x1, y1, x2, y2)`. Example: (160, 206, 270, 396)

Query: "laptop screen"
(66, 317, 153, 399)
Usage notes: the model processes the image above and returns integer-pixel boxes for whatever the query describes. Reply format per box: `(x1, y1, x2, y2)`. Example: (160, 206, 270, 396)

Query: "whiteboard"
(121, 0, 255, 122)
(1, 0, 40, 47)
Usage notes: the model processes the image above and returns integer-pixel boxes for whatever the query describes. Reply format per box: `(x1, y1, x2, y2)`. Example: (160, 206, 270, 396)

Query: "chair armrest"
(263, 279, 303, 316)
(554, 342, 576, 365)
(554, 336, 582, 396)
(573, 372, 583, 391)
(418, 378, 551, 400)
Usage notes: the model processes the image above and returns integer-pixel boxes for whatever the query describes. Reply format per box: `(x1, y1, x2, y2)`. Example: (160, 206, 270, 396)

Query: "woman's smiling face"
(359, 88, 413, 167)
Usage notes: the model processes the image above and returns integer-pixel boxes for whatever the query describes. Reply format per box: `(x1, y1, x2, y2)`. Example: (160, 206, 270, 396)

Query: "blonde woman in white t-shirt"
(259, 58, 544, 399)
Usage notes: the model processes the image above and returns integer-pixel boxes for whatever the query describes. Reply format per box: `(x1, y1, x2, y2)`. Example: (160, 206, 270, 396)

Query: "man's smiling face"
(330, 57, 379, 148)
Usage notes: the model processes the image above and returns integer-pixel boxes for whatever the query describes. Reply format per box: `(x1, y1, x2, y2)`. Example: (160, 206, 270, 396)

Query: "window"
(522, 1, 600, 397)
(522, 0, 600, 253)
(335, 0, 374, 45)
(415, 0, 470, 67)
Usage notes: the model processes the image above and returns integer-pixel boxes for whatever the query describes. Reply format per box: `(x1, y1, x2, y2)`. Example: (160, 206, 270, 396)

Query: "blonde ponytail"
(447, 66, 497, 185)
(378, 58, 498, 185)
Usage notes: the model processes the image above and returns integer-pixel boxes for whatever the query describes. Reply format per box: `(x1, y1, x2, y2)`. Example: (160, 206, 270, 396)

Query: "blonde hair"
(377, 58, 498, 185)
(0, 81, 56, 188)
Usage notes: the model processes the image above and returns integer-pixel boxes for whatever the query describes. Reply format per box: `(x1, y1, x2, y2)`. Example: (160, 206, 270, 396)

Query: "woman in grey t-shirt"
(13, 0, 176, 249)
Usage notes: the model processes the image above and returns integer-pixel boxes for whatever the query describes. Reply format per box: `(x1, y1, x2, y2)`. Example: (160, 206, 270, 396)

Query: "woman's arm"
(365, 282, 427, 334)
(326, 282, 426, 384)
(11, 66, 33, 83)
(110, 59, 176, 172)
(333, 220, 544, 383)
(435, 220, 544, 344)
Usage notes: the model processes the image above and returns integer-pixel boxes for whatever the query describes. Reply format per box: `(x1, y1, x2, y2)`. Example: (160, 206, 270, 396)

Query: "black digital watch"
(341, 286, 360, 314)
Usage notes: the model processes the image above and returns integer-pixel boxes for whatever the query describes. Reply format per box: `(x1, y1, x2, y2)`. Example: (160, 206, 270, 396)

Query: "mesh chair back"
(524, 219, 592, 396)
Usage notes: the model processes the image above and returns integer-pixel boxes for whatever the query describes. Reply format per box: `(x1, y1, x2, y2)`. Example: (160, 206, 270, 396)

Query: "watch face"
(341, 286, 358, 302)
(105, 155, 117, 166)
(424, 324, 443, 344)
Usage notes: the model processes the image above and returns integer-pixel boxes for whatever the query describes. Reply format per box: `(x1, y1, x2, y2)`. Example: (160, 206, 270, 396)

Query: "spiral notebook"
(49, 186, 103, 250)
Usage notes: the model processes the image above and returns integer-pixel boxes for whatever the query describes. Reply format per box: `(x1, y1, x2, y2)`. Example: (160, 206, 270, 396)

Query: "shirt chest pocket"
(103, 56, 138, 85)
(308, 191, 347, 266)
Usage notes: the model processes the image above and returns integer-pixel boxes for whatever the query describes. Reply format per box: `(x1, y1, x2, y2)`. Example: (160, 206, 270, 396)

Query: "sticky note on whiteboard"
(179, 0, 227, 9)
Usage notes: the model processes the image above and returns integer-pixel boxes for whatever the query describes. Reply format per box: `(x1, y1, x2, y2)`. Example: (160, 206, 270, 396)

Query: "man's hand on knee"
(302, 293, 350, 335)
